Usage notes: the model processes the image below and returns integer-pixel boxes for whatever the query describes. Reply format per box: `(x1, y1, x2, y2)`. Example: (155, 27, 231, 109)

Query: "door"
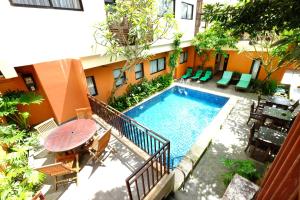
(250, 59, 261, 79)
(215, 53, 229, 73)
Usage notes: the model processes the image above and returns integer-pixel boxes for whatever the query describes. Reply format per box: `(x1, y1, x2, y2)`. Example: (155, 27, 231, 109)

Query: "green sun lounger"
(235, 73, 252, 90)
(199, 70, 213, 82)
(191, 70, 203, 80)
(216, 71, 233, 87)
(181, 67, 193, 79)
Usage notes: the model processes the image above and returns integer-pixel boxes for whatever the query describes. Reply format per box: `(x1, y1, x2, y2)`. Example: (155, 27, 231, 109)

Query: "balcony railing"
(88, 96, 170, 200)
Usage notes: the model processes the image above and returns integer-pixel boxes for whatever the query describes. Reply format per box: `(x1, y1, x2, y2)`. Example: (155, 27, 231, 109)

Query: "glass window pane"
(181, 3, 187, 18)
(136, 72, 143, 79)
(113, 69, 121, 78)
(158, 58, 165, 71)
(135, 64, 142, 72)
(150, 60, 157, 73)
(11, 0, 50, 6)
(51, 0, 81, 9)
(184, 52, 188, 61)
(180, 53, 184, 63)
(86, 77, 96, 96)
(187, 5, 193, 19)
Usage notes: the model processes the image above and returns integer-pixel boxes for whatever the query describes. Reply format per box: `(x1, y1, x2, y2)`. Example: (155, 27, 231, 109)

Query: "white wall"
(0, 0, 197, 73)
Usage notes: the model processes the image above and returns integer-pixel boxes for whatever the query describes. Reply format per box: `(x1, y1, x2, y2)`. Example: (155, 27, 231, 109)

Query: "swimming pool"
(125, 85, 229, 167)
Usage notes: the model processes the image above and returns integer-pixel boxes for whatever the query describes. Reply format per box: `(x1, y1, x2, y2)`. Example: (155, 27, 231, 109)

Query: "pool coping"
(122, 82, 238, 191)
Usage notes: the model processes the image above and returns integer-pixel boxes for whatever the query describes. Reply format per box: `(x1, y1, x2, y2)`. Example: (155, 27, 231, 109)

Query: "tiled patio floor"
(41, 133, 144, 200)
(168, 78, 266, 200)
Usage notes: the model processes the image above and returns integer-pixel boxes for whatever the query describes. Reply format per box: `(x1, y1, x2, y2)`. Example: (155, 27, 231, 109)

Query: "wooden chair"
(288, 100, 299, 112)
(35, 154, 80, 191)
(256, 94, 267, 112)
(75, 107, 92, 119)
(245, 123, 270, 160)
(247, 102, 266, 125)
(87, 128, 114, 164)
(34, 118, 58, 143)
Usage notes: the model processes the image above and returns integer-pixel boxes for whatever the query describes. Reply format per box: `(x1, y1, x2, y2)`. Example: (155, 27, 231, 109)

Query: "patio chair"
(235, 74, 252, 91)
(247, 102, 265, 125)
(33, 118, 58, 156)
(87, 128, 114, 164)
(181, 67, 193, 79)
(216, 71, 233, 87)
(244, 123, 270, 160)
(76, 107, 93, 119)
(256, 94, 267, 112)
(199, 70, 213, 82)
(190, 69, 203, 81)
(288, 100, 299, 112)
(35, 154, 80, 191)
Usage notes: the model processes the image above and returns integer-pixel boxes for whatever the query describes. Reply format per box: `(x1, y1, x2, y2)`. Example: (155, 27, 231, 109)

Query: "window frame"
(113, 68, 126, 87)
(150, 57, 166, 75)
(181, 2, 193, 20)
(135, 63, 144, 80)
(86, 76, 98, 96)
(180, 51, 188, 64)
(9, 0, 84, 11)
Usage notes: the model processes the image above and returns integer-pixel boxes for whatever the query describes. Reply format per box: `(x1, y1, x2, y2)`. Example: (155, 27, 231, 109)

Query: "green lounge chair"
(199, 70, 213, 82)
(216, 71, 233, 87)
(181, 67, 193, 79)
(191, 70, 203, 81)
(235, 73, 252, 90)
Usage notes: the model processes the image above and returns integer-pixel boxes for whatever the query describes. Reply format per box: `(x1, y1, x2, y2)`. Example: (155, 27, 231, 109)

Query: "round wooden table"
(44, 119, 97, 152)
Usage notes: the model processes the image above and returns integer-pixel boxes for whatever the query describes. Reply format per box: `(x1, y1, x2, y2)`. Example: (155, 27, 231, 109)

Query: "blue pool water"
(125, 86, 229, 167)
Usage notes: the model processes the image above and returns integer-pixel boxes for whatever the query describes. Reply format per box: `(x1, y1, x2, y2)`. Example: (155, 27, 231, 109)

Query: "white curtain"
(150, 60, 157, 74)
(52, 0, 81, 9)
(158, 58, 165, 71)
(11, 0, 50, 6)
(86, 77, 96, 96)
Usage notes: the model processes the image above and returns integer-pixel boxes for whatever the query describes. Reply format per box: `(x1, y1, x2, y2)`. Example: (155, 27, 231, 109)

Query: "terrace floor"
(36, 130, 145, 200)
(169, 78, 266, 200)
(38, 77, 266, 200)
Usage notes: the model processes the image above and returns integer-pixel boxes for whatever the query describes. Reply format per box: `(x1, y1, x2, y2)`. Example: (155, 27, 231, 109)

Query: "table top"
(266, 96, 292, 107)
(262, 106, 293, 121)
(44, 119, 97, 152)
(255, 126, 286, 147)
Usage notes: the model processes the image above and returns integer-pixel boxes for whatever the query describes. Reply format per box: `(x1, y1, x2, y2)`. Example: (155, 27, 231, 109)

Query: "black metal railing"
(88, 96, 170, 200)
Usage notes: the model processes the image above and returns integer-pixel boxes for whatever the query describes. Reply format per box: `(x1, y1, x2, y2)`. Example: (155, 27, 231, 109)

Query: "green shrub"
(221, 158, 260, 186)
(109, 73, 173, 111)
(252, 79, 277, 95)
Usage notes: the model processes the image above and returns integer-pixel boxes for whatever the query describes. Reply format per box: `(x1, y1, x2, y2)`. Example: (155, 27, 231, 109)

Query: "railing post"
(126, 180, 133, 200)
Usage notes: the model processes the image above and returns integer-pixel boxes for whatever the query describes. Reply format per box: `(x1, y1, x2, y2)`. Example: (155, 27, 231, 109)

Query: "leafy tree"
(192, 23, 238, 66)
(203, 0, 300, 74)
(168, 33, 183, 75)
(94, 0, 176, 101)
(0, 90, 44, 130)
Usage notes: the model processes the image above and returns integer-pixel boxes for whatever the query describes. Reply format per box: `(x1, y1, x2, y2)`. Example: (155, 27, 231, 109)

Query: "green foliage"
(94, 0, 176, 98)
(0, 125, 44, 200)
(0, 90, 44, 130)
(222, 158, 260, 186)
(109, 73, 173, 111)
(252, 79, 277, 95)
(192, 23, 238, 66)
(169, 33, 183, 73)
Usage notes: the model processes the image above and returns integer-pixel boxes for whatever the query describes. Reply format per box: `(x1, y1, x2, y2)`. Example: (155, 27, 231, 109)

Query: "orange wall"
(85, 51, 181, 103)
(34, 59, 90, 124)
(0, 66, 54, 125)
(193, 49, 291, 82)
(174, 47, 196, 79)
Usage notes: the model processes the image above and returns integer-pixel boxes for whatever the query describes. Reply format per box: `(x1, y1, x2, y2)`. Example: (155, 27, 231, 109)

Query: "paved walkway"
(169, 80, 265, 200)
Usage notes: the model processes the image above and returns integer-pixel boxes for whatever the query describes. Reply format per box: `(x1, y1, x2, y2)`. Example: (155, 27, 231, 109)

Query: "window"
(158, 0, 175, 16)
(135, 63, 144, 80)
(9, 0, 83, 11)
(180, 51, 188, 64)
(104, 0, 115, 5)
(181, 2, 193, 20)
(113, 69, 126, 87)
(150, 58, 166, 74)
(86, 76, 98, 96)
